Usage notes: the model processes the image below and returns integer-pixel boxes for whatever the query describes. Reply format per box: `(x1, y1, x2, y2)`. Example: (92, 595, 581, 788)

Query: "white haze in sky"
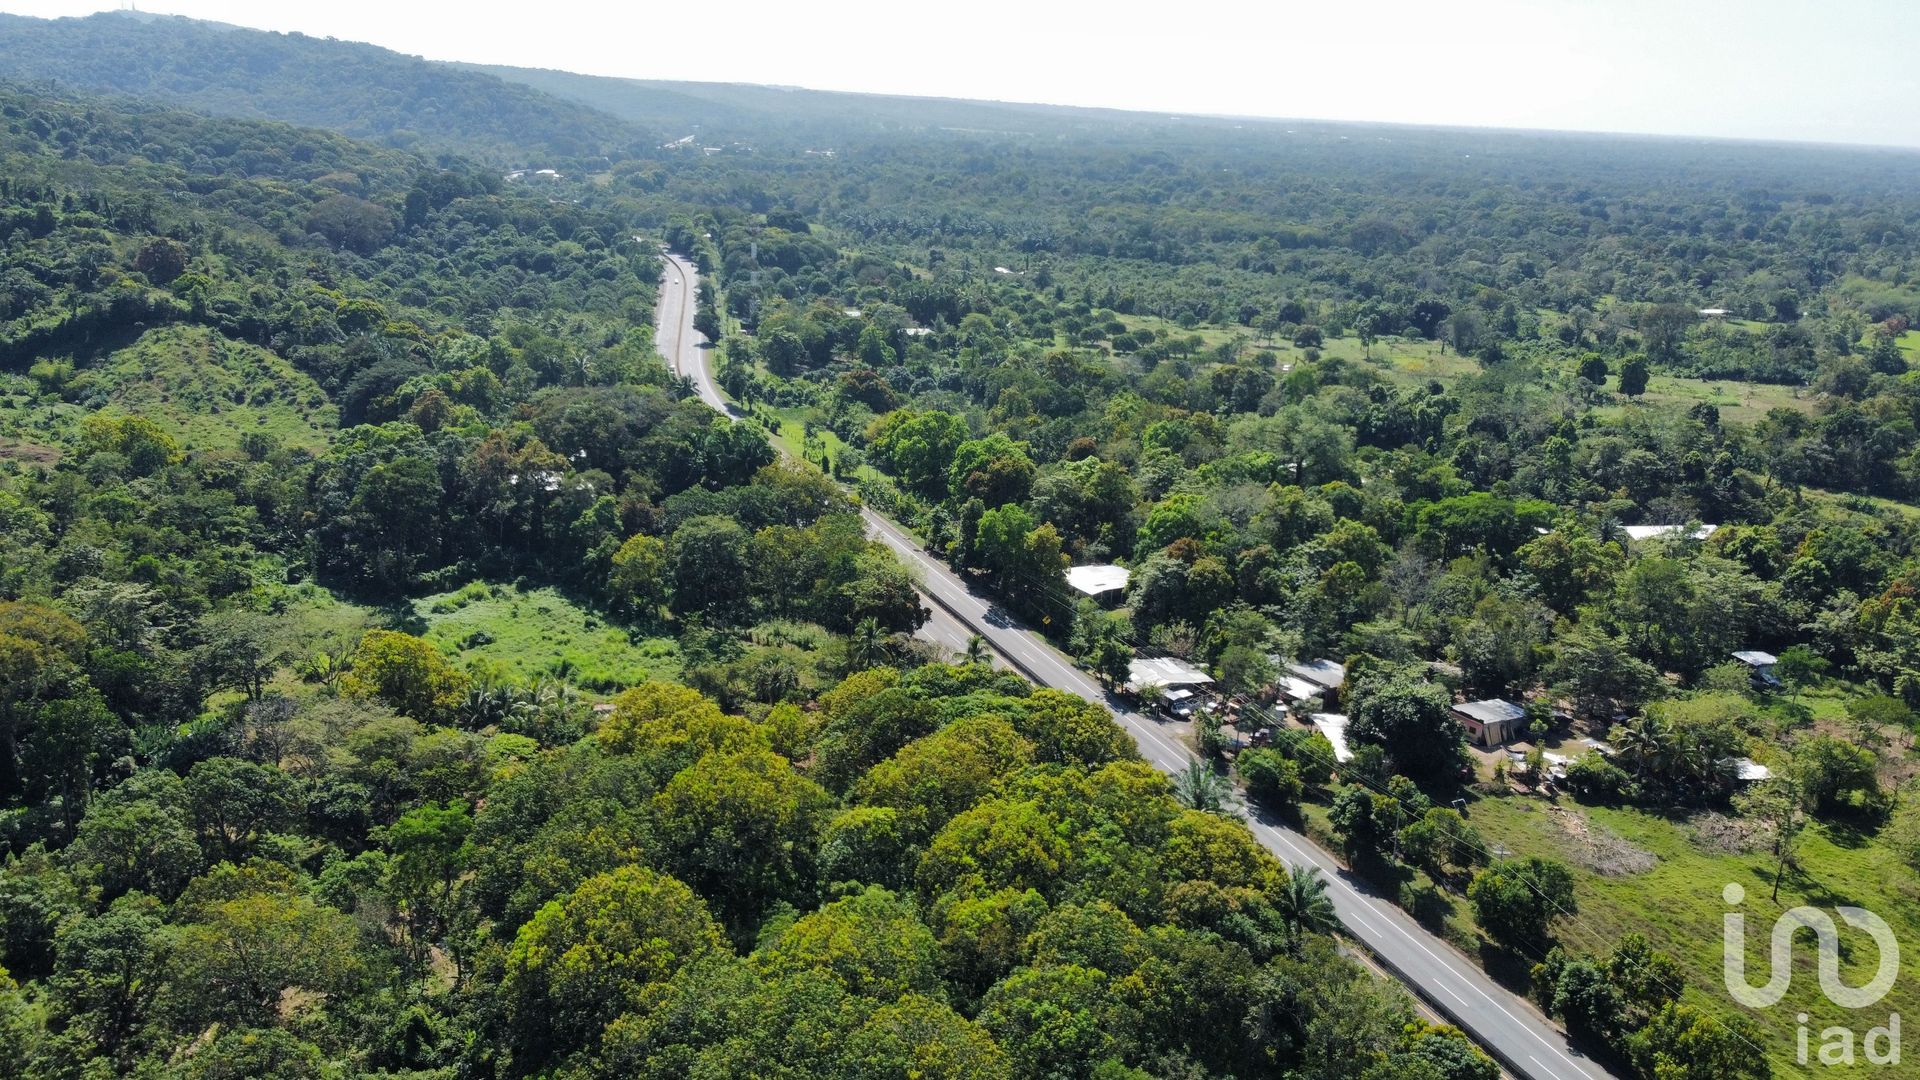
(4, 0, 1917, 149)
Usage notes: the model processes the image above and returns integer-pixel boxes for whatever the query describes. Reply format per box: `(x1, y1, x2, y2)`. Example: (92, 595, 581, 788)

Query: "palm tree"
(1274, 866, 1339, 950)
(1612, 715, 1675, 781)
(847, 617, 888, 673)
(1173, 760, 1230, 813)
(963, 634, 990, 666)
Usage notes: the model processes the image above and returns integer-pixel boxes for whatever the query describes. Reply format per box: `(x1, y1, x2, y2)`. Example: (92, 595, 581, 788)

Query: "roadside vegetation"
(3, 10, 1920, 1079)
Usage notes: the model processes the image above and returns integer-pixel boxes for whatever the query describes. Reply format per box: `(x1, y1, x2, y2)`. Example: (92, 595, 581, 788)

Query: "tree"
(1545, 625, 1663, 722)
(77, 413, 180, 475)
(44, 893, 165, 1071)
(1534, 952, 1625, 1044)
(1236, 748, 1303, 807)
(609, 533, 670, 618)
(1576, 355, 1609, 384)
(1409, 297, 1452, 339)
(947, 434, 1036, 506)
(1617, 356, 1650, 396)
(1628, 1002, 1769, 1080)
(1398, 806, 1485, 881)
(651, 747, 832, 937)
(183, 757, 299, 862)
(380, 800, 473, 967)
(1328, 785, 1395, 861)
(503, 865, 725, 1061)
(975, 964, 1131, 1078)
(306, 194, 394, 253)
(838, 994, 1009, 1080)
(342, 630, 468, 723)
(1088, 633, 1134, 691)
(670, 515, 752, 623)
(1773, 644, 1828, 702)
(1272, 866, 1338, 950)
(756, 885, 940, 1001)
(869, 410, 969, 498)
(1453, 594, 1551, 697)
(196, 611, 296, 702)
(1634, 305, 1695, 363)
(1789, 735, 1879, 816)
(1467, 857, 1576, 948)
(846, 616, 891, 674)
(65, 771, 201, 901)
(1172, 760, 1230, 813)
(133, 237, 189, 284)
(166, 871, 364, 1029)
(1347, 673, 1463, 782)
(1216, 644, 1275, 697)
(1886, 797, 1920, 880)
(1014, 689, 1135, 767)
(855, 716, 1033, 839)
(963, 635, 991, 666)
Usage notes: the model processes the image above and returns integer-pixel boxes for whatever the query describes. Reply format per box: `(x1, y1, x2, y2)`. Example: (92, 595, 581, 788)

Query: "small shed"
(1453, 698, 1527, 747)
(1732, 650, 1781, 689)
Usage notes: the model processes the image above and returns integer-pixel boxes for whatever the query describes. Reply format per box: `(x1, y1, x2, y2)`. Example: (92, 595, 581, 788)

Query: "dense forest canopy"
(0, 10, 1918, 1080)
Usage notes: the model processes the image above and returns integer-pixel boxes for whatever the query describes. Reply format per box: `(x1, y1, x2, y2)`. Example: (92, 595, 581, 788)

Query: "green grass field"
(1633, 372, 1814, 425)
(73, 325, 336, 451)
(1459, 793, 1917, 1077)
(412, 581, 679, 691)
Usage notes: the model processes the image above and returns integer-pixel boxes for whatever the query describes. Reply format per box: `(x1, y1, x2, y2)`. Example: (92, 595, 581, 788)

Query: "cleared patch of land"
(412, 581, 679, 691)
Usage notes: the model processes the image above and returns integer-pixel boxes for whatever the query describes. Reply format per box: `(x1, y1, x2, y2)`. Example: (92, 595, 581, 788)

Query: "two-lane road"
(652, 249, 1611, 1080)
(656, 250, 732, 414)
(656, 250, 994, 666)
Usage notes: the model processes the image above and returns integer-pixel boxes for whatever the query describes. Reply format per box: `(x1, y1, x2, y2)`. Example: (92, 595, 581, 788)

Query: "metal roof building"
(1065, 564, 1131, 598)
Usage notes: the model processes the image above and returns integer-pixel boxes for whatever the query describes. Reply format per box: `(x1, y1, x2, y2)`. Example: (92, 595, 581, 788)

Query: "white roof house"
(1725, 757, 1772, 782)
(1731, 650, 1778, 668)
(1621, 524, 1718, 542)
(1453, 698, 1528, 747)
(1128, 657, 1213, 692)
(1066, 564, 1131, 598)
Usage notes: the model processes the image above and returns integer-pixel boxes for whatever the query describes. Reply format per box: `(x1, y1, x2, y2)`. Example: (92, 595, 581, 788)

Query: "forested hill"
(460, 63, 1194, 143)
(0, 11, 646, 165)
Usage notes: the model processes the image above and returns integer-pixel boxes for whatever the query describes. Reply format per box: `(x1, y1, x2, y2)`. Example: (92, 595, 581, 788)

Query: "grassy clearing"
(1895, 330, 1920, 364)
(1636, 372, 1814, 425)
(759, 404, 888, 484)
(73, 325, 336, 451)
(411, 581, 679, 692)
(1457, 792, 1919, 1077)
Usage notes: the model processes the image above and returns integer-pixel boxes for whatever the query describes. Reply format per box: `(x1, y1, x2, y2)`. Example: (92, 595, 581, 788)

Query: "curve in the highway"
(651, 249, 1613, 1080)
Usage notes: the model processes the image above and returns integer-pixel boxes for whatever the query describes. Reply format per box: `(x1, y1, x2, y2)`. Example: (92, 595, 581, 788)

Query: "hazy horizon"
(4, 0, 1918, 151)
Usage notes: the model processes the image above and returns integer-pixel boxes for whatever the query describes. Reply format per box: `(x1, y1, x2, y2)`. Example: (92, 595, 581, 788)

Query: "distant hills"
(456, 63, 1212, 144)
(0, 10, 1236, 165)
(0, 11, 647, 164)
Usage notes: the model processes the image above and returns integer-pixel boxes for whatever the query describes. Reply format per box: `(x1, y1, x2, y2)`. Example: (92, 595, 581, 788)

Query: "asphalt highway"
(652, 249, 1613, 1080)
(656, 250, 994, 666)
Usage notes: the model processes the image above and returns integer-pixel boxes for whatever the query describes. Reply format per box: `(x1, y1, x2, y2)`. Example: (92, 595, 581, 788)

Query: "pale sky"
(5, 0, 1918, 148)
